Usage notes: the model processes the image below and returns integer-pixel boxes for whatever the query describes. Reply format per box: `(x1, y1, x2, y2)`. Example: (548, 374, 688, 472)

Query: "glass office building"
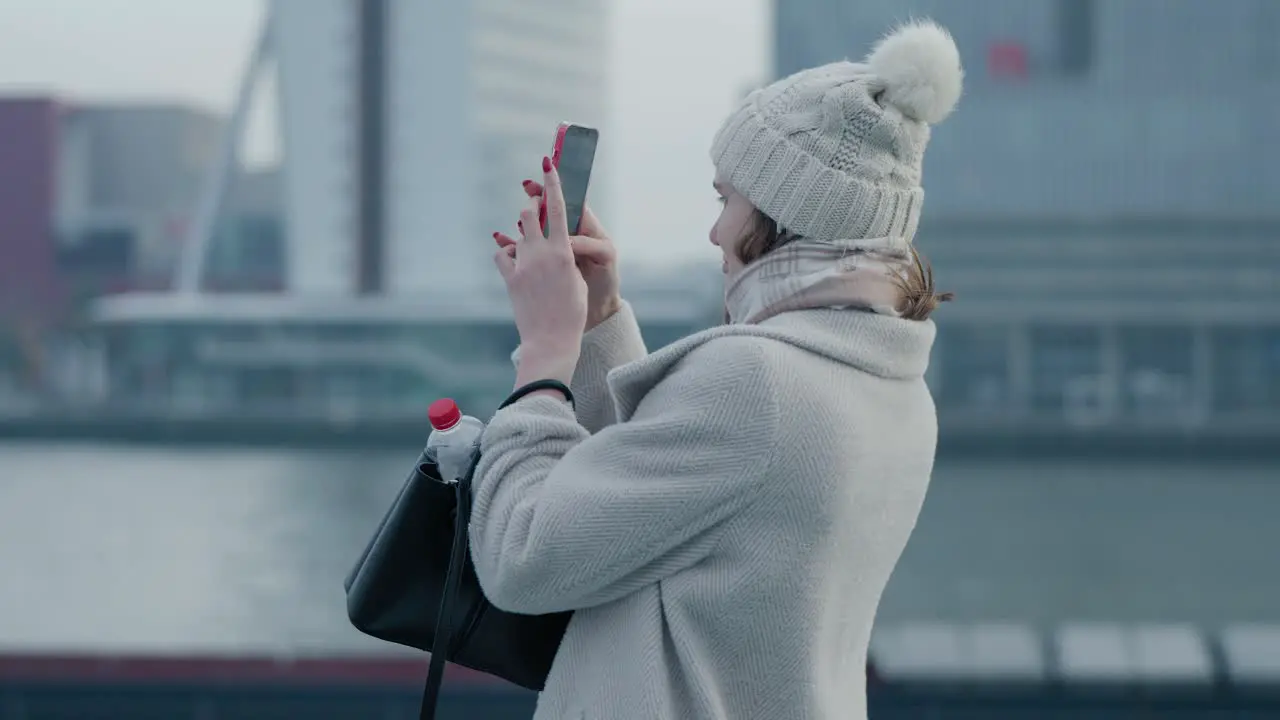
(775, 0, 1280, 429)
(272, 0, 608, 298)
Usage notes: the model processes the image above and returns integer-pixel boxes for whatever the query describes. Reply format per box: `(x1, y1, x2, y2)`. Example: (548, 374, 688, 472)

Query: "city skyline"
(0, 0, 770, 267)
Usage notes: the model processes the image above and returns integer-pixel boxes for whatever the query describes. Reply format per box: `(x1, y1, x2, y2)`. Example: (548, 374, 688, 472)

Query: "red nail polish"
(522, 179, 532, 187)
(492, 232, 500, 239)
(542, 156, 552, 173)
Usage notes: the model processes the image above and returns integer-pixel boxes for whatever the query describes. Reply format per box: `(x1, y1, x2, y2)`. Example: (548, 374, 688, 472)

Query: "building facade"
(0, 98, 61, 322)
(774, 0, 1280, 428)
(270, 0, 608, 298)
(87, 291, 714, 417)
(56, 104, 228, 293)
(1, 101, 225, 325)
(0, 98, 235, 394)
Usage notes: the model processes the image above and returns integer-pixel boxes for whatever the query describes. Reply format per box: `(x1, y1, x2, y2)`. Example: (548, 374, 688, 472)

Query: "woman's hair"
(736, 209, 954, 321)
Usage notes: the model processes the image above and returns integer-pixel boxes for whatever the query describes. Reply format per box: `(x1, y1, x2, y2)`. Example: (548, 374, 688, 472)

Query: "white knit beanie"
(710, 20, 963, 245)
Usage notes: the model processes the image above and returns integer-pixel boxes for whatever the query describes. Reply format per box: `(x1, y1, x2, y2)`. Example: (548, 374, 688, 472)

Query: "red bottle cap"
(428, 398, 461, 430)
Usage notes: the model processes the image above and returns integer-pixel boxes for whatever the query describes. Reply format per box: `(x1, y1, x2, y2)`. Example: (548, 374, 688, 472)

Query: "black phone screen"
(556, 126, 598, 235)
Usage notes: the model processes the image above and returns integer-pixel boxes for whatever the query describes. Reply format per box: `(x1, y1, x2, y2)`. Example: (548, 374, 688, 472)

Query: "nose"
(709, 227, 720, 248)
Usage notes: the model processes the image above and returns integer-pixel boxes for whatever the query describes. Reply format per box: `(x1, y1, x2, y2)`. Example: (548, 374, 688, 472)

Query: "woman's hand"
(493, 157, 588, 387)
(493, 179, 622, 332)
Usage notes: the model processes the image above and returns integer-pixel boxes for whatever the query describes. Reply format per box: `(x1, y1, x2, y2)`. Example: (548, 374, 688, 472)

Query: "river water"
(1, 443, 1276, 657)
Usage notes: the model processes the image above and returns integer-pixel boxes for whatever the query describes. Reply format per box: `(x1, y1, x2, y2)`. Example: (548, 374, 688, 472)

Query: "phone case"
(543, 123, 571, 232)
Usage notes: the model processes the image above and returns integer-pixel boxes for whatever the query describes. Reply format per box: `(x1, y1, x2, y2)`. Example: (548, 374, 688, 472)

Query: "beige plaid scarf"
(724, 236, 910, 325)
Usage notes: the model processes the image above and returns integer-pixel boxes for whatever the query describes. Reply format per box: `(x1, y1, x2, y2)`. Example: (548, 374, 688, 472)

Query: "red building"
(0, 97, 63, 324)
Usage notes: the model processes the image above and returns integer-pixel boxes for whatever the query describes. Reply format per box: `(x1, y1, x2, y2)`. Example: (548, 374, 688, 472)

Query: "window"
(205, 213, 284, 289)
(1056, 0, 1094, 76)
(935, 325, 1011, 412)
(1212, 327, 1280, 412)
(1118, 326, 1195, 418)
(1029, 326, 1102, 414)
(56, 225, 134, 281)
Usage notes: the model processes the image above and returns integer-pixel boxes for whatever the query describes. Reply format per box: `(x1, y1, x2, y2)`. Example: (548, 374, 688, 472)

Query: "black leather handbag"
(344, 447, 572, 719)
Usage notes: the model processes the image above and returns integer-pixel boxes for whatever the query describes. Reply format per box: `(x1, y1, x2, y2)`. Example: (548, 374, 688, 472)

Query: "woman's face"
(710, 179, 757, 278)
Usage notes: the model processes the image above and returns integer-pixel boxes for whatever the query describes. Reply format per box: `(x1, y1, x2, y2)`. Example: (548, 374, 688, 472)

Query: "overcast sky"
(0, 0, 769, 266)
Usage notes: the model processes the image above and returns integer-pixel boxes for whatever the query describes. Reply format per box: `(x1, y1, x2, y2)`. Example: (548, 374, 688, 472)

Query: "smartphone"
(548, 122, 599, 235)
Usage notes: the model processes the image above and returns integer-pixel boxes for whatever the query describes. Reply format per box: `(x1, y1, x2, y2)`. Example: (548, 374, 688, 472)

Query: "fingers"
(519, 195, 542, 240)
(540, 156, 570, 242)
(567, 234, 615, 264)
(492, 248, 516, 279)
(525, 178, 607, 240)
(523, 180, 548, 234)
(493, 231, 608, 266)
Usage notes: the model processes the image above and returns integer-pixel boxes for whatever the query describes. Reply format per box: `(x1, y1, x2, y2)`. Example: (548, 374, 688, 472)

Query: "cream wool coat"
(470, 301, 938, 719)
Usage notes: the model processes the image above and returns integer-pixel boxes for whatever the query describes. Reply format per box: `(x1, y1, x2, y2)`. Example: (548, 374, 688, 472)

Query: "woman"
(475, 20, 962, 720)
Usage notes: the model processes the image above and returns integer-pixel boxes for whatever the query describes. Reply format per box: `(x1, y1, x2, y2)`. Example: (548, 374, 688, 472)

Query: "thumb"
(493, 248, 516, 280)
(580, 206, 607, 238)
(570, 235, 615, 264)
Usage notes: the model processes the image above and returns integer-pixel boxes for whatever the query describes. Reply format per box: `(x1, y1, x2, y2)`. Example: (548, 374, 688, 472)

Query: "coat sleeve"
(469, 337, 781, 615)
(509, 301, 648, 434)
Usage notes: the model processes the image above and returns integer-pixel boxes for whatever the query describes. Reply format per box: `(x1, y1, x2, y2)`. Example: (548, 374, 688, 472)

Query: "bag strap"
(419, 448, 480, 720)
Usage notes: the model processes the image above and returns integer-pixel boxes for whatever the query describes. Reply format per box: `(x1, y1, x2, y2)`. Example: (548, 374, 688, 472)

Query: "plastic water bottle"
(426, 398, 485, 484)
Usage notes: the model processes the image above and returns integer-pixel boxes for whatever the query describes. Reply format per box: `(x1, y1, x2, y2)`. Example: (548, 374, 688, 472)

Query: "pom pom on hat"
(865, 19, 963, 124)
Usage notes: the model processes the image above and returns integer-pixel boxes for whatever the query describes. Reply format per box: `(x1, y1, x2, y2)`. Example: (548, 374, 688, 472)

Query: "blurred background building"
(268, 0, 610, 297)
(0, 0, 685, 415)
(1, 0, 1275, 437)
(0, 0, 613, 300)
(779, 0, 1280, 435)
